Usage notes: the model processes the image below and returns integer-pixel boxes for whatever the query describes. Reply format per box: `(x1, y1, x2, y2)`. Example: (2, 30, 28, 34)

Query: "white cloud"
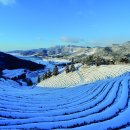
(0, 0, 16, 6)
(60, 36, 84, 43)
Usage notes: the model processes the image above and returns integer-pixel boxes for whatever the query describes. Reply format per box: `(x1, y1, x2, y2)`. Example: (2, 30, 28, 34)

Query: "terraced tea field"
(38, 65, 130, 88)
(0, 69, 130, 129)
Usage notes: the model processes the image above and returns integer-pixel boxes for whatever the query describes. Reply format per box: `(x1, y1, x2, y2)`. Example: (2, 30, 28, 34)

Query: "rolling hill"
(0, 52, 45, 71)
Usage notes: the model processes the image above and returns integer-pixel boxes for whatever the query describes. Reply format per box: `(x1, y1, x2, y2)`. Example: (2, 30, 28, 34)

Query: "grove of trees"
(65, 63, 76, 73)
(38, 66, 60, 83)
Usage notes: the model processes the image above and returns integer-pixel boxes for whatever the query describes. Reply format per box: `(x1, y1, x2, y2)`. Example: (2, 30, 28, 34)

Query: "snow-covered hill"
(0, 71, 130, 129)
(38, 65, 130, 88)
(0, 51, 45, 71)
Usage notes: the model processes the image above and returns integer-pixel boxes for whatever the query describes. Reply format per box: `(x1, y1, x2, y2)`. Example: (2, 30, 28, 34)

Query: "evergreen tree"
(70, 64, 76, 72)
(43, 73, 48, 80)
(81, 58, 85, 65)
(45, 73, 48, 79)
(53, 65, 59, 76)
(71, 57, 74, 63)
(26, 78, 33, 86)
(37, 75, 41, 83)
(0, 68, 3, 78)
(65, 64, 70, 73)
(120, 57, 129, 64)
(95, 56, 100, 66)
(18, 73, 26, 79)
(43, 74, 46, 80)
(47, 69, 52, 78)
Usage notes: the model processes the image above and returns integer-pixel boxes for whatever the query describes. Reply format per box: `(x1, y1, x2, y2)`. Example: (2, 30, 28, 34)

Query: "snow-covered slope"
(0, 72, 130, 129)
(3, 69, 25, 79)
(38, 65, 130, 88)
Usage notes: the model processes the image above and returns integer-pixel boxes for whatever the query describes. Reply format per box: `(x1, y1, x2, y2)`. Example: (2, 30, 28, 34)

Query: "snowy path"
(0, 72, 130, 129)
(76, 70, 85, 83)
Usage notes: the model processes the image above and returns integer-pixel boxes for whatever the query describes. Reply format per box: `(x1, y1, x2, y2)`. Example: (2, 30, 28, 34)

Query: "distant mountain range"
(8, 45, 86, 57)
(8, 41, 130, 60)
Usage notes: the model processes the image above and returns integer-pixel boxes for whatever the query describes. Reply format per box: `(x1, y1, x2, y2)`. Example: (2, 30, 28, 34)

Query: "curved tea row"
(0, 72, 130, 129)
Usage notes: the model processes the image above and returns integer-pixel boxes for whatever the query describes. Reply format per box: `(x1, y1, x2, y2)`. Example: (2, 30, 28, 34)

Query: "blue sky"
(0, 0, 130, 51)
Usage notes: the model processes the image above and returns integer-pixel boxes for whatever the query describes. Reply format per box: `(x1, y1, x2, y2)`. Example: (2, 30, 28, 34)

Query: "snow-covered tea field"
(0, 68, 130, 129)
(38, 65, 130, 88)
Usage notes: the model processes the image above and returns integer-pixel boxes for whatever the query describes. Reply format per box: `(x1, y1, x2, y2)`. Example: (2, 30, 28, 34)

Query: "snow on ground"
(38, 64, 130, 88)
(2, 69, 38, 84)
(7, 53, 71, 84)
(0, 71, 130, 129)
(43, 57, 70, 63)
(3, 69, 25, 79)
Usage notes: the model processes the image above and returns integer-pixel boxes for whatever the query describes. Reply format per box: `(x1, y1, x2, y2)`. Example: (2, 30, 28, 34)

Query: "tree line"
(73, 55, 130, 66)
(37, 65, 59, 83)
(37, 62, 76, 83)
